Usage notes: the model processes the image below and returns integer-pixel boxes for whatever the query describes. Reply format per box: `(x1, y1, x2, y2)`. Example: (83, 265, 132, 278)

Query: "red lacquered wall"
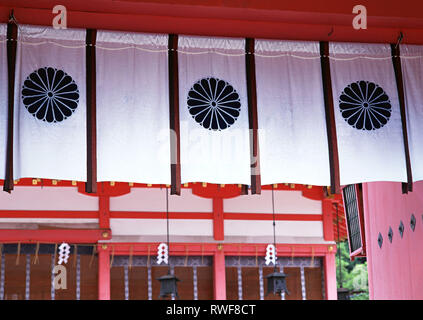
(363, 181, 423, 299)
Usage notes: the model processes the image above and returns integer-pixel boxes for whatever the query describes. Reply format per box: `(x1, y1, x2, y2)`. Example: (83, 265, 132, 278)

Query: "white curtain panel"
(178, 36, 250, 184)
(0, 24, 7, 179)
(401, 45, 423, 182)
(329, 42, 407, 185)
(13, 25, 87, 181)
(96, 31, 171, 184)
(255, 40, 331, 186)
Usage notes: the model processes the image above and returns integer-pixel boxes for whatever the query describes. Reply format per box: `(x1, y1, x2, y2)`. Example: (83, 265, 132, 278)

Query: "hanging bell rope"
(89, 244, 96, 268)
(238, 245, 241, 266)
(255, 245, 258, 267)
(129, 245, 133, 270)
(271, 185, 277, 269)
(15, 242, 21, 265)
(32, 242, 40, 265)
(201, 244, 204, 265)
(166, 186, 170, 266)
(147, 245, 151, 267)
(73, 244, 78, 267)
(184, 245, 188, 267)
(53, 243, 58, 263)
(110, 245, 115, 268)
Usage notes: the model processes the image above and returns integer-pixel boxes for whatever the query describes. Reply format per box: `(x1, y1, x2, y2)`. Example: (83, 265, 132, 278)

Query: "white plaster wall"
(224, 220, 324, 237)
(0, 187, 98, 210)
(110, 218, 213, 237)
(224, 190, 322, 214)
(110, 188, 212, 212)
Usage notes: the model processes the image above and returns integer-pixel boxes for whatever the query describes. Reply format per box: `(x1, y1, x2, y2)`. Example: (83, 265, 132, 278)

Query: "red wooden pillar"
(213, 198, 224, 241)
(99, 193, 110, 229)
(322, 199, 335, 241)
(324, 248, 337, 300)
(98, 244, 111, 300)
(213, 247, 226, 300)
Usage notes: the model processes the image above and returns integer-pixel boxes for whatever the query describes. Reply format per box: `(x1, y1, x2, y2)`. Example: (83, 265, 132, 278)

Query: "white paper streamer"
(157, 243, 168, 265)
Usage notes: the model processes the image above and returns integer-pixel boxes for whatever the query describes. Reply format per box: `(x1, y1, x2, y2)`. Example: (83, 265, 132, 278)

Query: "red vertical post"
(320, 41, 341, 195)
(168, 34, 181, 195)
(98, 195, 110, 229)
(213, 198, 224, 241)
(86, 29, 97, 194)
(213, 247, 226, 300)
(322, 199, 335, 241)
(98, 244, 110, 300)
(324, 249, 338, 300)
(3, 18, 18, 192)
(245, 38, 261, 195)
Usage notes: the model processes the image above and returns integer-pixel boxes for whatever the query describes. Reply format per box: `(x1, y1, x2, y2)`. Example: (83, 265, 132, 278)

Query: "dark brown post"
(391, 43, 413, 193)
(168, 34, 181, 195)
(86, 29, 97, 193)
(245, 38, 261, 195)
(3, 19, 18, 193)
(320, 41, 341, 194)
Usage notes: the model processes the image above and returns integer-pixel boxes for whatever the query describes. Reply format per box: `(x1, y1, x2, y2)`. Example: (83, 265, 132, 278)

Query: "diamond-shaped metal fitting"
(377, 233, 383, 248)
(388, 227, 393, 243)
(398, 221, 404, 238)
(410, 214, 416, 232)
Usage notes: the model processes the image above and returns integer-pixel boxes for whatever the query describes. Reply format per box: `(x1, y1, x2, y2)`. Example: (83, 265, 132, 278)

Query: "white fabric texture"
(329, 42, 407, 185)
(96, 30, 171, 184)
(0, 24, 7, 179)
(255, 40, 330, 186)
(400, 45, 423, 182)
(178, 36, 250, 184)
(13, 25, 87, 181)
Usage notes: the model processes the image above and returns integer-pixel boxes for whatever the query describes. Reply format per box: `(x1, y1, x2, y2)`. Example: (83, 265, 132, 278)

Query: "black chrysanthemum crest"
(339, 81, 391, 130)
(21, 67, 79, 123)
(187, 77, 241, 131)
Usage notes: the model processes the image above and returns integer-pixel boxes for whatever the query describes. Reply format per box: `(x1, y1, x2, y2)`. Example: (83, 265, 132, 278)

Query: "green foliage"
(335, 241, 369, 300)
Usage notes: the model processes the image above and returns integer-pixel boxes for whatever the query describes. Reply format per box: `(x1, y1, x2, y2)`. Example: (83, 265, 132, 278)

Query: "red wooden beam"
(0, 228, 112, 243)
(1, 179, 324, 197)
(2, 4, 423, 44)
(0, 209, 323, 221)
(85, 29, 98, 193)
(109, 211, 213, 219)
(191, 183, 244, 199)
(3, 17, 17, 193)
(106, 242, 334, 256)
(224, 213, 323, 221)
